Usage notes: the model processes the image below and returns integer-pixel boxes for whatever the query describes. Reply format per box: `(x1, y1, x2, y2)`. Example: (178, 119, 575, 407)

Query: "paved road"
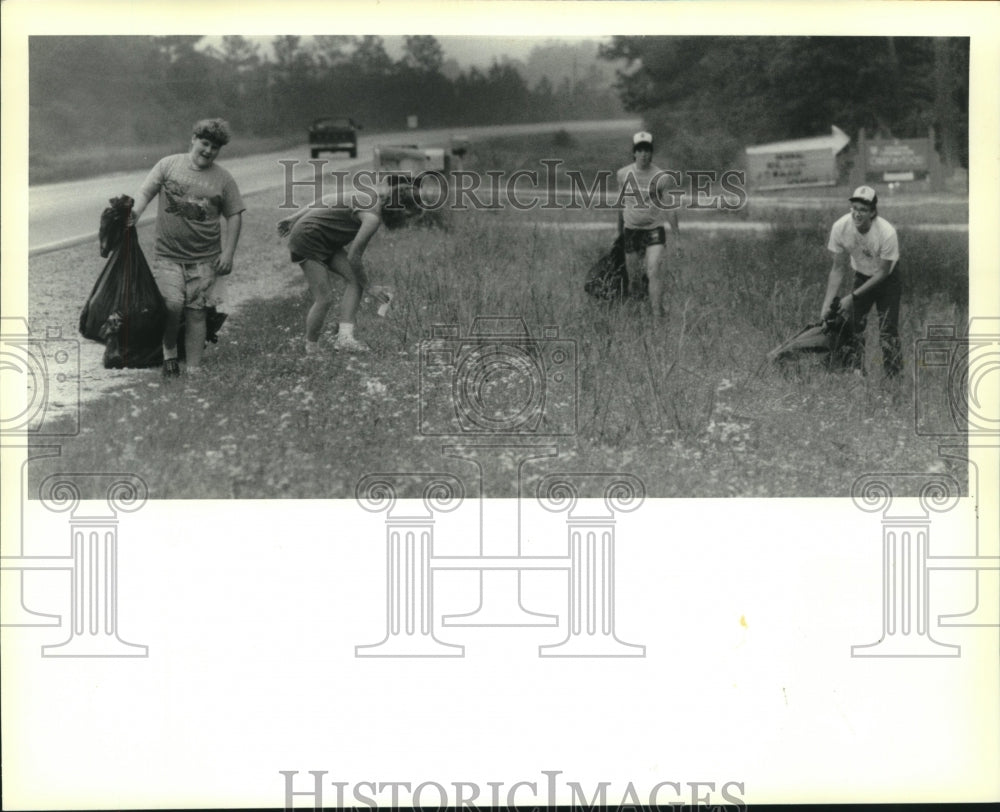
(28, 118, 641, 255)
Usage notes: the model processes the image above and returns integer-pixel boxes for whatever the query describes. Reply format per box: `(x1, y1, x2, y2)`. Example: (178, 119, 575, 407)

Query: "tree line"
(28, 35, 625, 153)
(599, 36, 969, 171)
(29, 35, 968, 175)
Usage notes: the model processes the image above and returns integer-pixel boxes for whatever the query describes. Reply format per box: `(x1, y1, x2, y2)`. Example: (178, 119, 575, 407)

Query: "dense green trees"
(600, 36, 969, 170)
(29, 34, 969, 172)
(28, 35, 623, 154)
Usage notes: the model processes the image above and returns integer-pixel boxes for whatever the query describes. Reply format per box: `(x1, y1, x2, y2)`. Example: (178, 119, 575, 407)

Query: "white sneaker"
(333, 335, 370, 353)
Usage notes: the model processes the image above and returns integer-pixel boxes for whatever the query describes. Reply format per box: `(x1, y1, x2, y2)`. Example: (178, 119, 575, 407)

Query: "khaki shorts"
(151, 258, 223, 310)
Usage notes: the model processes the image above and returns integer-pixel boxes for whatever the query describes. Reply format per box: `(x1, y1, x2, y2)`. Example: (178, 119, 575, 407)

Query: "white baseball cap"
(849, 185, 878, 206)
(632, 131, 654, 148)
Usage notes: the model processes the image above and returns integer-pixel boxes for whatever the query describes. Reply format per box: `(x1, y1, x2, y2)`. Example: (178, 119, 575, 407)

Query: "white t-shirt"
(827, 213, 899, 277)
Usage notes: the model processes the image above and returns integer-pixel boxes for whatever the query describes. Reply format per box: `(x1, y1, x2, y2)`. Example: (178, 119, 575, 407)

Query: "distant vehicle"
(373, 145, 451, 175)
(309, 116, 361, 159)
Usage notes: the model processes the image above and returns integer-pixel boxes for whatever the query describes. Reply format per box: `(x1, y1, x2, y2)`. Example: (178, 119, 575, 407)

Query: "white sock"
(338, 323, 354, 339)
(163, 346, 178, 360)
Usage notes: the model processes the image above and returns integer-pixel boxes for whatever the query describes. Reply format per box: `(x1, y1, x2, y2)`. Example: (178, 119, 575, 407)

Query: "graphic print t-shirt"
(140, 154, 245, 261)
(827, 213, 899, 277)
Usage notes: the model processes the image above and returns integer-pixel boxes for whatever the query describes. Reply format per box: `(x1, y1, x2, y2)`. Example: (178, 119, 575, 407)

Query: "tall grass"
(28, 134, 969, 499)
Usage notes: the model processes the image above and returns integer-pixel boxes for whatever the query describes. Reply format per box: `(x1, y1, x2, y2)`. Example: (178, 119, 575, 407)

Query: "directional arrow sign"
(830, 125, 850, 154)
(745, 126, 852, 190)
(746, 125, 852, 156)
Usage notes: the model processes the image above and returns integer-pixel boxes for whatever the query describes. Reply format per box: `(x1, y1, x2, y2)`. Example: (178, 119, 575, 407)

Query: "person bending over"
(277, 180, 423, 354)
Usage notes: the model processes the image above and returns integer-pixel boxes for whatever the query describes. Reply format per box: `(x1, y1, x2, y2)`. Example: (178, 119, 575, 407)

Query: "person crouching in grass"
(277, 180, 423, 354)
(821, 185, 902, 378)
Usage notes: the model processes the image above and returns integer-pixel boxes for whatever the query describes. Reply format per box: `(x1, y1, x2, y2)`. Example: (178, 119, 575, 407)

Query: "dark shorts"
(623, 226, 666, 254)
(288, 222, 349, 265)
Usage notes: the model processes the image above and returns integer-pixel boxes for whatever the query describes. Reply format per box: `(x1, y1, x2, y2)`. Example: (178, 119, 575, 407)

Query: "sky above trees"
(29, 34, 968, 172)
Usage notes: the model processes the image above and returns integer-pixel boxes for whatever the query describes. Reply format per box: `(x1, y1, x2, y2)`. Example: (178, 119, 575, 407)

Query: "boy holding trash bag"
(821, 185, 902, 378)
(130, 118, 245, 377)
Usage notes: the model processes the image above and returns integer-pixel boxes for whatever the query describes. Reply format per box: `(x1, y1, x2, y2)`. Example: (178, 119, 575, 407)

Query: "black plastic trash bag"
(584, 235, 648, 301)
(184, 309, 228, 357)
(79, 195, 167, 368)
(80, 195, 229, 368)
(584, 236, 627, 301)
(767, 298, 852, 368)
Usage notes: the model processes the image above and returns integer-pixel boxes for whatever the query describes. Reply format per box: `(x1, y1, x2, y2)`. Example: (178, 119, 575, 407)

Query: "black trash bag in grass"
(79, 195, 166, 368)
(180, 309, 228, 359)
(80, 195, 228, 369)
(767, 297, 852, 368)
(584, 235, 648, 302)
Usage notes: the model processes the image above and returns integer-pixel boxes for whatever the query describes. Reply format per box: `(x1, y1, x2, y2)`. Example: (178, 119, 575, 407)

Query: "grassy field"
(27, 129, 969, 499)
(28, 218, 968, 498)
(460, 127, 970, 222)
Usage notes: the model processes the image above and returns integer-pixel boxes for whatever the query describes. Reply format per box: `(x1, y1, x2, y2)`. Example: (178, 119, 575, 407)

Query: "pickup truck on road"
(309, 116, 361, 159)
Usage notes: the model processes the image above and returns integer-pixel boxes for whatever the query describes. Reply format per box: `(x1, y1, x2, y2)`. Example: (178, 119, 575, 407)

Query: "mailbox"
(374, 145, 450, 175)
